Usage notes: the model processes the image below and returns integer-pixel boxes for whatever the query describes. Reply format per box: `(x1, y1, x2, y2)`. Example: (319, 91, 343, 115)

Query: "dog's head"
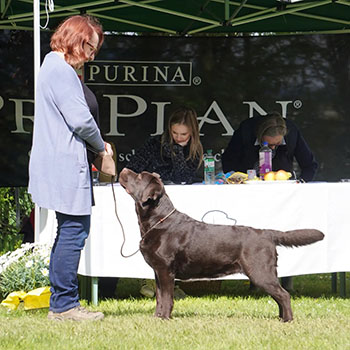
(119, 168, 165, 207)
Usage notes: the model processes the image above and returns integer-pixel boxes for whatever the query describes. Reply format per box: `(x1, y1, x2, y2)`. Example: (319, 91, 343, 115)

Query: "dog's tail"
(271, 229, 324, 248)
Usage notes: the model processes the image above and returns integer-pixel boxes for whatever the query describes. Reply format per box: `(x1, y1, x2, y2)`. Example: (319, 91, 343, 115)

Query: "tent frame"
(1, 0, 349, 35)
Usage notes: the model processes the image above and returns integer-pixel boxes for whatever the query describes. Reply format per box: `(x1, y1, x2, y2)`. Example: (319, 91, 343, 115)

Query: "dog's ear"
(141, 177, 164, 204)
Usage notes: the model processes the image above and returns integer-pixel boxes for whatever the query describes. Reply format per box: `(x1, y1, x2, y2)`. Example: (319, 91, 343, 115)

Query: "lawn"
(1, 274, 350, 350)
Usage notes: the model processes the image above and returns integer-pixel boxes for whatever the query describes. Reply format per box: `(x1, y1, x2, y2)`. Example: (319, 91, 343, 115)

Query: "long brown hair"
(256, 112, 287, 144)
(50, 15, 104, 68)
(162, 107, 203, 166)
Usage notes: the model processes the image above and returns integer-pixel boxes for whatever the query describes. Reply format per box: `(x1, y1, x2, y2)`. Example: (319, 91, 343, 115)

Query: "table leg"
(331, 273, 337, 293)
(339, 272, 346, 297)
(78, 274, 90, 300)
(91, 277, 99, 305)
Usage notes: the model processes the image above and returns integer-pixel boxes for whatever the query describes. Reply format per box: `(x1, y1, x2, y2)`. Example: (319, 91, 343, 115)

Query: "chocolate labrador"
(119, 168, 324, 322)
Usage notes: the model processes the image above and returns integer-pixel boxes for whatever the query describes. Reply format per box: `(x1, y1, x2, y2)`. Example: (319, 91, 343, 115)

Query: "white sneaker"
(140, 279, 156, 298)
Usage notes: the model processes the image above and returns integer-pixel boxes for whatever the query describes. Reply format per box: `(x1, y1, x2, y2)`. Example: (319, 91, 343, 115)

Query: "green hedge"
(0, 188, 34, 254)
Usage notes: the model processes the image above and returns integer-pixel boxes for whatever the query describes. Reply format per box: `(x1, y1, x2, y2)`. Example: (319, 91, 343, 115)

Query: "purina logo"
(84, 61, 192, 86)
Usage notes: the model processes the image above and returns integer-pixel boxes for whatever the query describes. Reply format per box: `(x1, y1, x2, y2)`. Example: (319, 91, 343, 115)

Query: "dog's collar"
(141, 208, 176, 236)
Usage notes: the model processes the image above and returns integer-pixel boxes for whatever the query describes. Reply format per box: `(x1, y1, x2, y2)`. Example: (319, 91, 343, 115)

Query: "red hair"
(50, 15, 104, 68)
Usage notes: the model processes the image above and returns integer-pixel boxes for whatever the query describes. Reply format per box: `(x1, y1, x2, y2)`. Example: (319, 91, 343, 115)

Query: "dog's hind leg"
(248, 270, 293, 322)
(260, 281, 292, 322)
(154, 270, 175, 319)
(242, 248, 293, 322)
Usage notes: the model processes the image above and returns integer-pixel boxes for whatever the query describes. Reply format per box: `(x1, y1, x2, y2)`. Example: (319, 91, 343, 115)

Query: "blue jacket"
(28, 52, 105, 215)
(221, 116, 318, 182)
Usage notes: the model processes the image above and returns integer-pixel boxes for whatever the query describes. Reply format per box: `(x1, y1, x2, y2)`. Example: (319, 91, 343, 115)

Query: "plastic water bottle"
(92, 164, 99, 185)
(259, 141, 272, 179)
(204, 149, 215, 184)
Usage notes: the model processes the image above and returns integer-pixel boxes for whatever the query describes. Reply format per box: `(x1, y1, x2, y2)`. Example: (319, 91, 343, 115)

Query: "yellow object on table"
(227, 172, 248, 184)
(1, 286, 51, 310)
(264, 170, 292, 181)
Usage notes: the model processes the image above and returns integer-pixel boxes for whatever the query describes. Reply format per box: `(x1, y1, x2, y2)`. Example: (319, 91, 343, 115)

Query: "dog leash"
(140, 208, 176, 236)
(201, 210, 237, 225)
(111, 183, 237, 257)
(86, 145, 136, 257)
(111, 180, 176, 258)
(111, 179, 140, 258)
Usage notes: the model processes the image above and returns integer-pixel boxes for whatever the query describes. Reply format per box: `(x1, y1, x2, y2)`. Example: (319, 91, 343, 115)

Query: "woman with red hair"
(28, 15, 112, 321)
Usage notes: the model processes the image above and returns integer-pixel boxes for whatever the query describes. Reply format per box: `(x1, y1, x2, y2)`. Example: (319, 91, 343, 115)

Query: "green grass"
(1, 274, 350, 350)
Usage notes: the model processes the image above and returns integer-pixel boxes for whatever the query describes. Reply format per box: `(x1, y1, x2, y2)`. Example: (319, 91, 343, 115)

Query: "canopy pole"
(224, 0, 230, 21)
(34, 0, 40, 92)
(33, 0, 41, 243)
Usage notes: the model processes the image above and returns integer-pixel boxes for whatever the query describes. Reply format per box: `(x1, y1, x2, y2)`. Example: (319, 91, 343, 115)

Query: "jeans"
(49, 212, 90, 313)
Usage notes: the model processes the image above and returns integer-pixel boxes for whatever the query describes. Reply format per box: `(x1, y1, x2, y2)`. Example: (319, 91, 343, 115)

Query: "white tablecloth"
(37, 182, 350, 279)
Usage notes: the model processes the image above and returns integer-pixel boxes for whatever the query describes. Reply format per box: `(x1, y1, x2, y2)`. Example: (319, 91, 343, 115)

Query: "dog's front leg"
(154, 270, 175, 319)
(154, 274, 163, 317)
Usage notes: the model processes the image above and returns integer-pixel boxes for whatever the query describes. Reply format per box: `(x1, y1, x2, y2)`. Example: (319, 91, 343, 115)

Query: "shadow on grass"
(218, 274, 346, 299)
(112, 274, 346, 302)
(97, 274, 345, 320)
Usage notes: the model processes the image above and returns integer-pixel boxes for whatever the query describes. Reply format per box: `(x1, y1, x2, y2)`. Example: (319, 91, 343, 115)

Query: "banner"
(0, 32, 349, 186)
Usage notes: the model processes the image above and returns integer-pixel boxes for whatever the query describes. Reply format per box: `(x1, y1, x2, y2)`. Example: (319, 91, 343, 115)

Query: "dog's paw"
(154, 312, 171, 320)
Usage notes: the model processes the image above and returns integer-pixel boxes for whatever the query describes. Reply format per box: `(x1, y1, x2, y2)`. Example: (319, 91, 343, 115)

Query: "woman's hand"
(104, 142, 113, 156)
(98, 142, 113, 158)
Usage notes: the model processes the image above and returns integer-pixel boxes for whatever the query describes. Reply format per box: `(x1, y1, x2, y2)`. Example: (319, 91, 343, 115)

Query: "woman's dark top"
(221, 116, 318, 182)
(82, 82, 100, 205)
(126, 135, 201, 184)
(81, 83, 100, 163)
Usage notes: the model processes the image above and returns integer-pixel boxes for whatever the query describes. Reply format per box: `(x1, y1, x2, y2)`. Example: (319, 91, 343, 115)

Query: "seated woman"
(221, 112, 318, 182)
(125, 106, 203, 298)
(126, 106, 203, 184)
